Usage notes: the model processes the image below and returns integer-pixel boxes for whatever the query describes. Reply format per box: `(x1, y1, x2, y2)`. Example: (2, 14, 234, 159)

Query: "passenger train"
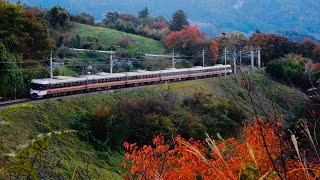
(30, 65, 232, 98)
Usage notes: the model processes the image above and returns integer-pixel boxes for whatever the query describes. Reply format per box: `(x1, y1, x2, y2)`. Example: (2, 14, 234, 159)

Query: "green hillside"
(0, 72, 307, 179)
(70, 23, 165, 53)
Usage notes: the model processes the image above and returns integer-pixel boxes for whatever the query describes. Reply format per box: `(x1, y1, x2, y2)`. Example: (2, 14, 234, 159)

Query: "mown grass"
(0, 72, 307, 178)
(72, 23, 165, 54)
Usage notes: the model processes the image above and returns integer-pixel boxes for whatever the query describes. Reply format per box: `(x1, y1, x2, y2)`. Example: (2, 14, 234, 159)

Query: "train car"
(126, 70, 161, 85)
(30, 65, 232, 98)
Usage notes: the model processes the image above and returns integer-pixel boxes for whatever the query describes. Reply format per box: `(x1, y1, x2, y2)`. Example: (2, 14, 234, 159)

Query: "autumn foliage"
(248, 34, 292, 65)
(165, 26, 219, 60)
(123, 117, 320, 179)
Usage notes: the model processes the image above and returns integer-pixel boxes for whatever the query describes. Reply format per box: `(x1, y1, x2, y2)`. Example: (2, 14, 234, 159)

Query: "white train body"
(30, 65, 232, 98)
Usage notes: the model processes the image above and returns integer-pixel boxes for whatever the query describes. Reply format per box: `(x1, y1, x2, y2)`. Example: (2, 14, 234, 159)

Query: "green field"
(0, 72, 307, 179)
(71, 23, 165, 54)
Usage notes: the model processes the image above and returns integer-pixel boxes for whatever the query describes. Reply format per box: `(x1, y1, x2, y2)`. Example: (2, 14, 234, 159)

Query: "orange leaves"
(165, 26, 206, 49)
(207, 39, 219, 60)
(122, 120, 320, 179)
(164, 26, 219, 60)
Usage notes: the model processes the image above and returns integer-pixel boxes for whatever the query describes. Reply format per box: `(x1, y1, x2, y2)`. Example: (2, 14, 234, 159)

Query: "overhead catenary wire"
(0, 59, 50, 64)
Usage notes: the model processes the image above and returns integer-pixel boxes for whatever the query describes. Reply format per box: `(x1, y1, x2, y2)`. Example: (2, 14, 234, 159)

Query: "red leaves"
(154, 21, 168, 29)
(241, 79, 255, 91)
(249, 33, 291, 62)
(164, 26, 219, 60)
(122, 119, 320, 179)
(207, 39, 219, 60)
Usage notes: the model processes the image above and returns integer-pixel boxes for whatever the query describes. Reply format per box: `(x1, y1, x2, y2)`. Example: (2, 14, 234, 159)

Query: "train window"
(31, 83, 49, 90)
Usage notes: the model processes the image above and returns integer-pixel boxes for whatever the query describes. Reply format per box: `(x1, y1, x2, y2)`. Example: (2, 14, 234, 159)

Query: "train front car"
(30, 80, 49, 98)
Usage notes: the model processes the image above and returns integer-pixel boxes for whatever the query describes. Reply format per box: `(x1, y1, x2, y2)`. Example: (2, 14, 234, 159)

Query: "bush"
(266, 56, 311, 90)
(56, 46, 76, 59)
(88, 91, 245, 148)
(117, 37, 133, 48)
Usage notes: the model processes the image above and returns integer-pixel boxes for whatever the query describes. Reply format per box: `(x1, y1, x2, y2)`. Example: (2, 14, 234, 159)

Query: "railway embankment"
(0, 72, 307, 179)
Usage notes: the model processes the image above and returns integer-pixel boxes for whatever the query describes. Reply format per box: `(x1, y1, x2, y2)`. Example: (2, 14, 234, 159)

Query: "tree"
(169, 10, 189, 31)
(139, 16, 155, 27)
(313, 45, 320, 62)
(266, 54, 310, 89)
(0, 0, 25, 51)
(103, 11, 119, 25)
(155, 15, 168, 23)
(118, 13, 138, 25)
(71, 13, 95, 25)
(18, 9, 54, 53)
(206, 39, 220, 61)
(154, 21, 168, 29)
(0, 43, 25, 99)
(165, 26, 219, 61)
(255, 29, 262, 34)
(301, 38, 318, 58)
(248, 33, 292, 65)
(217, 32, 248, 52)
(165, 26, 206, 53)
(45, 5, 70, 30)
(138, 7, 149, 19)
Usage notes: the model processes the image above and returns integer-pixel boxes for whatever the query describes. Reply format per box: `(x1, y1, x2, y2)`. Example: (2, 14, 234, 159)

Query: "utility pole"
(172, 49, 175, 68)
(250, 47, 254, 71)
(257, 47, 261, 69)
(239, 50, 242, 66)
(50, 50, 53, 79)
(70, 48, 116, 74)
(14, 84, 16, 100)
(110, 53, 113, 74)
(224, 47, 228, 76)
(202, 49, 205, 67)
(233, 51, 237, 75)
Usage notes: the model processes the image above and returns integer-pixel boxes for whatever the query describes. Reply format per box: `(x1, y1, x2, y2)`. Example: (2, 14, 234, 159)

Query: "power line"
(0, 51, 51, 55)
(0, 68, 46, 72)
(0, 59, 50, 64)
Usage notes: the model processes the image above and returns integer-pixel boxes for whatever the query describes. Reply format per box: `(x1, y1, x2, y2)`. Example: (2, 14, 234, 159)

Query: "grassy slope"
(0, 72, 307, 179)
(71, 23, 165, 54)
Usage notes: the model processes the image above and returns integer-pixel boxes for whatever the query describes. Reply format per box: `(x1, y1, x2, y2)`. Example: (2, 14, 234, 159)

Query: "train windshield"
(31, 83, 49, 90)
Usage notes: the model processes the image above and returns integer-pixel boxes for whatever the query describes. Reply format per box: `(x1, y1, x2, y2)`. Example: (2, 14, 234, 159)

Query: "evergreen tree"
(255, 29, 262, 34)
(103, 11, 119, 25)
(45, 5, 70, 30)
(0, 43, 25, 99)
(169, 9, 189, 31)
(138, 7, 149, 19)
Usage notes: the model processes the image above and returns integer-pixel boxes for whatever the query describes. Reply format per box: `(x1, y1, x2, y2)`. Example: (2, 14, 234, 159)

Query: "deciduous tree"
(301, 38, 317, 58)
(249, 33, 292, 65)
(165, 26, 219, 61)
(71, 13, 95, 25)
(313, 44, 320, 62)
(0, 0, 25, 51)
(18, 9, 54, 53)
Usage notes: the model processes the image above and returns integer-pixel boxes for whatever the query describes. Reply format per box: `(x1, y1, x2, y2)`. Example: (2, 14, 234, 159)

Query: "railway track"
(0, 75, 230, 110)
(0, 98, 33, 107)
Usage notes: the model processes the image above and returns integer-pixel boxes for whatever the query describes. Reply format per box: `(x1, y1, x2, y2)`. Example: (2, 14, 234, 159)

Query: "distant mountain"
(275, 31, 320, 43)
(10, 0, 320, 40)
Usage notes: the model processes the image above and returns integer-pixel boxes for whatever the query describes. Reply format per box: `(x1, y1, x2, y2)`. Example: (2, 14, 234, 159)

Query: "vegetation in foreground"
(0, 72, 306, 179)
(123, 117, 320, 179)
